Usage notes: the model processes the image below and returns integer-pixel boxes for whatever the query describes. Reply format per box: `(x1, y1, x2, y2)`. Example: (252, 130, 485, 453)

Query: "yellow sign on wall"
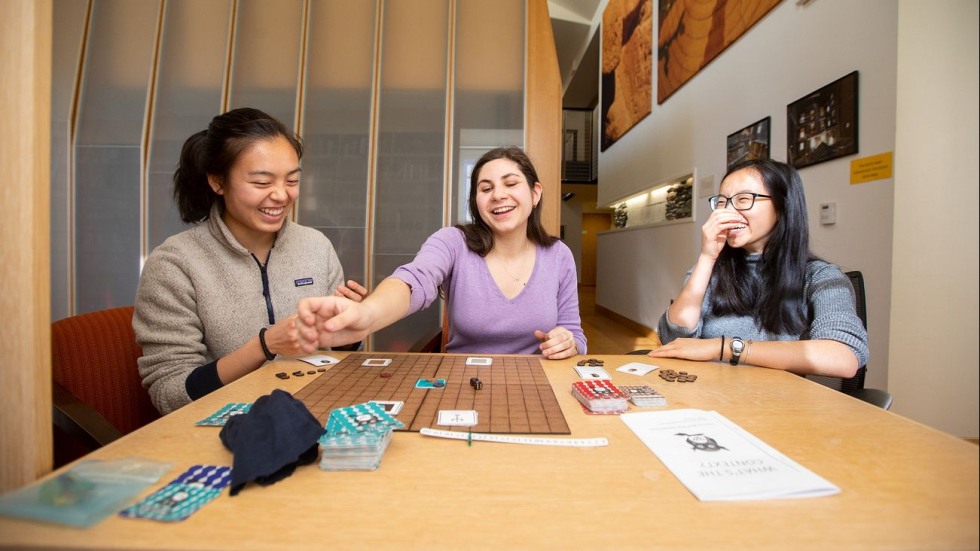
(850, 152, 893, 184)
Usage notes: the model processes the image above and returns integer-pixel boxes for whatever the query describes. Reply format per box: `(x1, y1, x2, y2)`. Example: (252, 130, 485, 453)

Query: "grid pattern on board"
(292, 353, 570, 435)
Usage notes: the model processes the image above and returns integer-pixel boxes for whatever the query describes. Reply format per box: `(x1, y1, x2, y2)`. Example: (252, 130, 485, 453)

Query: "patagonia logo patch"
(294, 277, 314, 287)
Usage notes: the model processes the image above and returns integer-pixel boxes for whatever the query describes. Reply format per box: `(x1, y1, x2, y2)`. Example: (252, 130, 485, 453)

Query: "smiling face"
(717, 167, 778, 254)
(208, 135, 300, 253)
(474, 158, 542, 239)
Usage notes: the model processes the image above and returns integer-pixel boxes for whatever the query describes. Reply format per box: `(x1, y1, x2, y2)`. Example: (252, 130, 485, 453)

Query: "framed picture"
(787, 71, 859, 169)
(726, 116, 770, 172)
(600, 0, 652, 151)
(658, 0, 781, 104)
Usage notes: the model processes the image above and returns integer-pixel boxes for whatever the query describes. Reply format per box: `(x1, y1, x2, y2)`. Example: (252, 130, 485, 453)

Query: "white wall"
(595, 0, 979, 438)
(598, 0, 898, 392)
(890, 1, 979, 437)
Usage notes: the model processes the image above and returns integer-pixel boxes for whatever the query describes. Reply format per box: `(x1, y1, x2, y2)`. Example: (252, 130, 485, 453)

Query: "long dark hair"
(710, 159, 817, 334)
(173, 107, 303, 223)
(456, 146, 557, 256)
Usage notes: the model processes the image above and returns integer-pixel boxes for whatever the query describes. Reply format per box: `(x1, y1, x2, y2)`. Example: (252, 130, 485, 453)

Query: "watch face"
(731, 339, 744, 353)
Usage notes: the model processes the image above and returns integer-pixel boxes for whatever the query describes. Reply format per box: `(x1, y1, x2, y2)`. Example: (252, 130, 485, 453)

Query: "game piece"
(307, 370, 316, 375)
(275, 372, 290, 379)
(292, 370, 305, 377)
(317, 367, 327, 372)
(571, 380, 629, 414)
(658, 369, 697, 383)
(576, 358, 605, 367)
(620, 385, 668, 407)
(319, 402, 405, 471)
(465, 357, 493, 366)
(470, 377, 483, 390)
(379, 372, 392, 378)
(361, 358, 392, 367)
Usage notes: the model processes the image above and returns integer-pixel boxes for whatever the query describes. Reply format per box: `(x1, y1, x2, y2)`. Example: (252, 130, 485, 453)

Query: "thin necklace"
(496, 242, 531, 286)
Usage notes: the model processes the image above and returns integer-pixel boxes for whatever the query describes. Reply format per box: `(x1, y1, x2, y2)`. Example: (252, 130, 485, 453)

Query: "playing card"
(195, 403, 252, 426)
(437, 410, 478, 427)
(574, 366, 611, 380)
(370, 400, 404, 415)
(616, 362, 659, 376)
(119, 465, 231, 522)
(298, 354, 340, 366)
(415, 378, 446, 389)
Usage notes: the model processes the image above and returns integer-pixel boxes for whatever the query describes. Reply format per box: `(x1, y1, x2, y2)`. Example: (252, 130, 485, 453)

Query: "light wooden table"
(2, 354, 977, 551)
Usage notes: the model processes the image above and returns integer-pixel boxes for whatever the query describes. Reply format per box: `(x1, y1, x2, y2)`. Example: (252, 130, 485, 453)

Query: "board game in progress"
(292, 353, 571, 435)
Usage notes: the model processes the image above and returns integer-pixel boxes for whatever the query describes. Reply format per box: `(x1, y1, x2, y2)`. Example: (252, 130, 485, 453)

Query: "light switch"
(820, 202, 836, 225)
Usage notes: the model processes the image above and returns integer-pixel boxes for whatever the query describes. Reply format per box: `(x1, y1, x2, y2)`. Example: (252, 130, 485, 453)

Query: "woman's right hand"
(700, 208, 747, 260)
(295, 296, 374, 353)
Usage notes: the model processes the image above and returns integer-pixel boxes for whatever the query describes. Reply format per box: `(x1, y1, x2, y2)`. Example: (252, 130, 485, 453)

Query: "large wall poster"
(657, 0, 783, 104)
(601, 0, 653, 151)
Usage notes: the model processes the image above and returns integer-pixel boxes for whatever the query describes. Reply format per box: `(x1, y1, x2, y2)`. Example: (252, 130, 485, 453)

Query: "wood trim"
(524, 0, 562, 236)
(0, 0, 53, 490)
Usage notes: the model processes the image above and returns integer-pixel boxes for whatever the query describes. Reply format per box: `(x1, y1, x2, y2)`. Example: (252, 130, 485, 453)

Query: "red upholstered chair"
(51, 306, 160, 467)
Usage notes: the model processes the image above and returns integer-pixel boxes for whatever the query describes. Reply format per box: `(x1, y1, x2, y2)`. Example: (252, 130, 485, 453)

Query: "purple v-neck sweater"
(391, 227, 587, 355)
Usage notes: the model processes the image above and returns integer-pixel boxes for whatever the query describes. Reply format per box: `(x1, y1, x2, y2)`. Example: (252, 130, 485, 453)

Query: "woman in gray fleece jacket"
(650, 159, 868, 378)
(134, 108, 364, 414)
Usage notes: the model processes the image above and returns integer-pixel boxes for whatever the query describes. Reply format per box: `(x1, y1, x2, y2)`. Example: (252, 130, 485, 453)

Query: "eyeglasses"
(708, 193, 772, 211)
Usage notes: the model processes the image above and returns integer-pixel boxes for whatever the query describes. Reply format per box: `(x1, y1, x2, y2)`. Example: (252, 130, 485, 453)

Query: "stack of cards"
(620, 385, 668, 407)
(318, 402, 405, 471)
(571, 380, 629, 414)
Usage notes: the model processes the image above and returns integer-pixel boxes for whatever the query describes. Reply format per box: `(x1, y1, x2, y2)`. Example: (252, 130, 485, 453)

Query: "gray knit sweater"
(134, 209, 345, 414)
(657, 255, 869, 366)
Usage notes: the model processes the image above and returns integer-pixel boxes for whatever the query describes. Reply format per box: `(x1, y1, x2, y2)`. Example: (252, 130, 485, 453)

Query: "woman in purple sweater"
(298, 146, 586, 359)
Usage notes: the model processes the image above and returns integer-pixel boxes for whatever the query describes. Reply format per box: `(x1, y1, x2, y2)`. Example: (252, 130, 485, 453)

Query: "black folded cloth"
(219, 389, 323, 496)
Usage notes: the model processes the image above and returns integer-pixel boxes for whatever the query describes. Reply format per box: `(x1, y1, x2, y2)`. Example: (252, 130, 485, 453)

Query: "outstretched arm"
(296, 278, 412, 353)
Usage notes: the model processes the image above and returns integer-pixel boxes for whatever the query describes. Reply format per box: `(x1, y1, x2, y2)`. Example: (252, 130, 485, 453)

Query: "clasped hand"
(535, 328, 578, 360)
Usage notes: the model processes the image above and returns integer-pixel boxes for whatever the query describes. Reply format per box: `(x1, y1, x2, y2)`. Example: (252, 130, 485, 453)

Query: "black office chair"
(807, 271, 893, 409)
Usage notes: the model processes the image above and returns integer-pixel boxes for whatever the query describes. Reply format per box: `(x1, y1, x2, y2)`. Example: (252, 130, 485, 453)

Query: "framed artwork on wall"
(600, 0, 653, 151)
(657, 0, 782, 104)
(726, 116, 770, 171)
(786, 71, 859, 169)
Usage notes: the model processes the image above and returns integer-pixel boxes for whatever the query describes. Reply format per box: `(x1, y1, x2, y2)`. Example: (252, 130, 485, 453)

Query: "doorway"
(580, 212, 611, 286)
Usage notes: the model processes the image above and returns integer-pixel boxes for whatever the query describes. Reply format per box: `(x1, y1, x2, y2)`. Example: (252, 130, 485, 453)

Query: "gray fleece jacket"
(134, 208, 344, 414)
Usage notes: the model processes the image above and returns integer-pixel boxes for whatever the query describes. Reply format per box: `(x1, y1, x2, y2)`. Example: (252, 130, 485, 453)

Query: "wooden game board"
(293, 353, 571, 435)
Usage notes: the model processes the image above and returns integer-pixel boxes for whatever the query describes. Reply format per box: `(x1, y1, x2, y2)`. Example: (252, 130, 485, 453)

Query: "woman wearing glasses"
(649, 159, 867, 377)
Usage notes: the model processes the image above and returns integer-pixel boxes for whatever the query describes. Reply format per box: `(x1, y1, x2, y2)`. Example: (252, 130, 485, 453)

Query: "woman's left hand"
(647, 337, 722, 362)
(535, 328, 579, 360)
